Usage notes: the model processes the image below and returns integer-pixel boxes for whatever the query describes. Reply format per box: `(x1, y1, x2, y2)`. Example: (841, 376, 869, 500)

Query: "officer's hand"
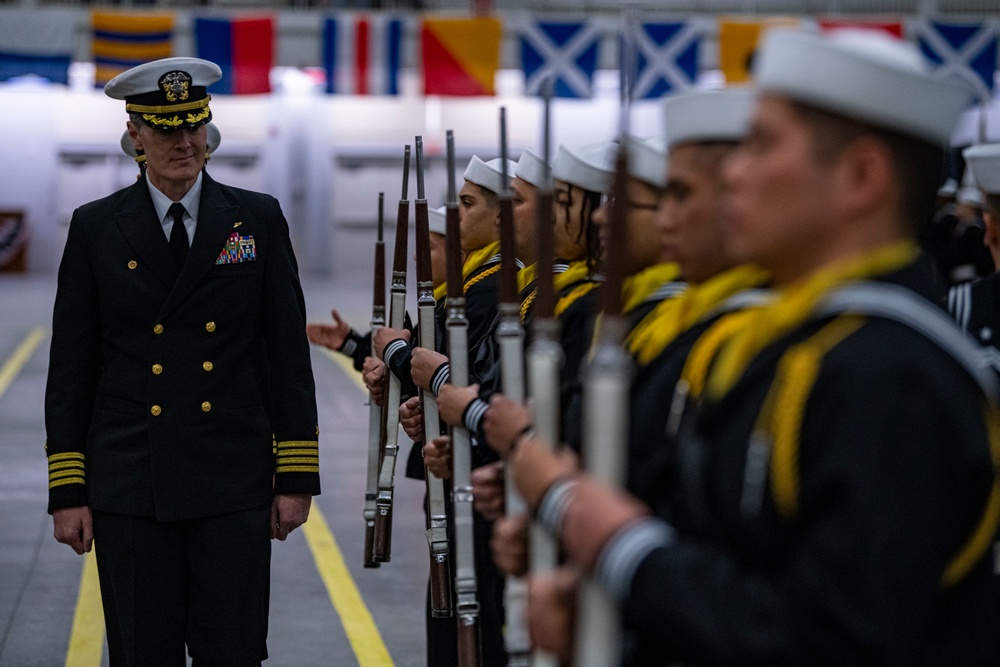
(410, 348, 448, 392)
(373, 327, 410, 360)
(399, 397, 425, 442)
(483, 394, 533, 456)
(271, 493, 312, 541)
(560, 476, 650, 570)
(491, 514, 529, 577)
(437, 383, 479, 427)
(363, 357, 387, 407)
(53, 506, 93, 555)
(305, 309, 351, 351)
(528, 566, 579, 662)
(471, 461, 505, 521)
(423, 435, 453, 479)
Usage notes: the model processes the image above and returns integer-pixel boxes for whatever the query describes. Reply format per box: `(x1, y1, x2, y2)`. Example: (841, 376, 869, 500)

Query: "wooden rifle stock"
(573, 145, 632, 667)
(373, 144, 411, 563)
(446, 132, 482, 667)
(364, 193, 387, 569)
(497, 107, 532, 667)
(414, 135, 454, 618)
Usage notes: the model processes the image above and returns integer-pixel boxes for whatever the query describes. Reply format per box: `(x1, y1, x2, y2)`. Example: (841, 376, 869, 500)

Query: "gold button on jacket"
(153, 324, 164, 334)
(203, 361, 213, 371)
(150, 405, 161, 416)
(205, 321, 216, 333)
(201, 401, 212, 412)
(152, 364, 163, 375)
(127, 260, 138, 270)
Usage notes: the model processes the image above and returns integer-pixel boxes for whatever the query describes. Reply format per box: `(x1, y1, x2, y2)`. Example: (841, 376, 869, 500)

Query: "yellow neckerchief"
(432, 240, 502, 302)
(627, 264, 769, 366)
(552, 259, 600, 318)
(517, 263, 538, 293)
(706, 240, 919, 400)
(621, 262, 683, 314)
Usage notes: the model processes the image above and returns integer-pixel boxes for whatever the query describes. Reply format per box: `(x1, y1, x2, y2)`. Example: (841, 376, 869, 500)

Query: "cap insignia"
(160, 71, 191, 103)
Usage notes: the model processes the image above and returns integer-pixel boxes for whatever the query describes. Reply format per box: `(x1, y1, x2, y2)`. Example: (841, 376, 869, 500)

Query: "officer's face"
(593, 176, 664, 275)
(130, 122, 207, 192)
(511, 177, 540, 264)
(723, 94, 838, 285)
(551, 179, 587, 261)
(658, 143, 732, 284)
(458, 181, 500, 251)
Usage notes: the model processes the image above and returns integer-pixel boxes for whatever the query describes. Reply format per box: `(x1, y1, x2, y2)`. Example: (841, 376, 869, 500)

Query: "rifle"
(364, 192, 387, 569)
(525, 83, 561, 667)
(446, 129, 482, 667)
(414, 135, 454, 619)
(373, 145, 411, 563)
(573, 144, 632, 667)
(496, 107, 532, 667)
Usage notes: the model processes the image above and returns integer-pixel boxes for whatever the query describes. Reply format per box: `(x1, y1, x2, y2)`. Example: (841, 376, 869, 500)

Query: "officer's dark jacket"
(45, 172, 320, 521)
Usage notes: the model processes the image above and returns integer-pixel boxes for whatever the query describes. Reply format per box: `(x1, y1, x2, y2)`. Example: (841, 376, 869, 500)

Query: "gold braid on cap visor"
(127, 96, 211, 128)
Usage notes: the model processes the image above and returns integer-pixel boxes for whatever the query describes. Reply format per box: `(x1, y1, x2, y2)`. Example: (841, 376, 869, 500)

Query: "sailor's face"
(552, 179, 587, 261)
(658, 143, 730, 284)
(130, 122, 207, 190)
(428, 232, 448, 288)
(723, 94, 835, 280)
(593, 176, 663, 275)
(458, 181, 499, 251)
(511, 177, 540, 263)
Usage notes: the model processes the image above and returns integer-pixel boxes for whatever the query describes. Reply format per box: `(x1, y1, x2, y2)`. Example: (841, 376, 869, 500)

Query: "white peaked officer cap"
(663, 88, 756, 150)
(963, 144, 1000, 196)
(621, 135, 668, 189)
(120, 122, 222, 160)
(755, 29, 972, 145)
(552, 142, 618, 194)
(105, 57, 222, 130)
(464, 156, 517, 194)
(428, 205, 448, 236)
(515, 149, 548, 188)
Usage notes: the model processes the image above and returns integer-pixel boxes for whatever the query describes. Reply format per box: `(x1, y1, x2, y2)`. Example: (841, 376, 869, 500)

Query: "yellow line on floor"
(321, 348, 368, 394)
(302, 505, 394, 667)
(65, 550, 104, 667)
(0, 326, 46, 400)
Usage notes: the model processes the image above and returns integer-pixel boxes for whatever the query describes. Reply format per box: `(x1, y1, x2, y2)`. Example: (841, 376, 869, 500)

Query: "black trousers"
(91, 506, 271, 667)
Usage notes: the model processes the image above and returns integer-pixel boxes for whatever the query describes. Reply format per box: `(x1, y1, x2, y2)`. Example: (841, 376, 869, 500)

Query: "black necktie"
(168, 202, 188, 267)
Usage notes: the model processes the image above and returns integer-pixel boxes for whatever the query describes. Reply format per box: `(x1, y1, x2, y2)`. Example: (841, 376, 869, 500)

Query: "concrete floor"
(0, 272, 432, 666)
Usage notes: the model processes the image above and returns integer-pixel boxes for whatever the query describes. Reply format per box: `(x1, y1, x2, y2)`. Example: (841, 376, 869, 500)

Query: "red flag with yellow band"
(421, 16, 502, 96)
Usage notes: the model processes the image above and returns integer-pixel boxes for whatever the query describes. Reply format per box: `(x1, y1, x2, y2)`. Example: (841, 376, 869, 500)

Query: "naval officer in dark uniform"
(45, 57, 320, 666)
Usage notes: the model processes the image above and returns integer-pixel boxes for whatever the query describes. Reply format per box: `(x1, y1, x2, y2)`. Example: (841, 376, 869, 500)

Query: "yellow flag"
(718, 17, 799, 84)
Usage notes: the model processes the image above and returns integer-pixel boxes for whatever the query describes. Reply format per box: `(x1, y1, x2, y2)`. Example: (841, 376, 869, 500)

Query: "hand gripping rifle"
(525, 84, 561, 667)
(573, 145, 632, 667)
(446, 130, 482, 667)
(364, 192, 387, 569)
(373, 145, 411, 563)
(414, 135, 454, 619)
(496, 107, 532, 667)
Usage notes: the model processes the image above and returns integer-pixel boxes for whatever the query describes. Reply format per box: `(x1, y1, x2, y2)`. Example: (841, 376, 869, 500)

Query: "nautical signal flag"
(92, 10, 174, 88)
(626, 20, 703, 100)
(0, 8, 76, 85)
(421, 17, 501, 97)
(194, 16, 274, 95)
(717, 17, 799, 84)
(519, 20, 602, 99)
(915, 20, 998, 99)
(323, 14, 403, 95)
(817, 18, 903, 38)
